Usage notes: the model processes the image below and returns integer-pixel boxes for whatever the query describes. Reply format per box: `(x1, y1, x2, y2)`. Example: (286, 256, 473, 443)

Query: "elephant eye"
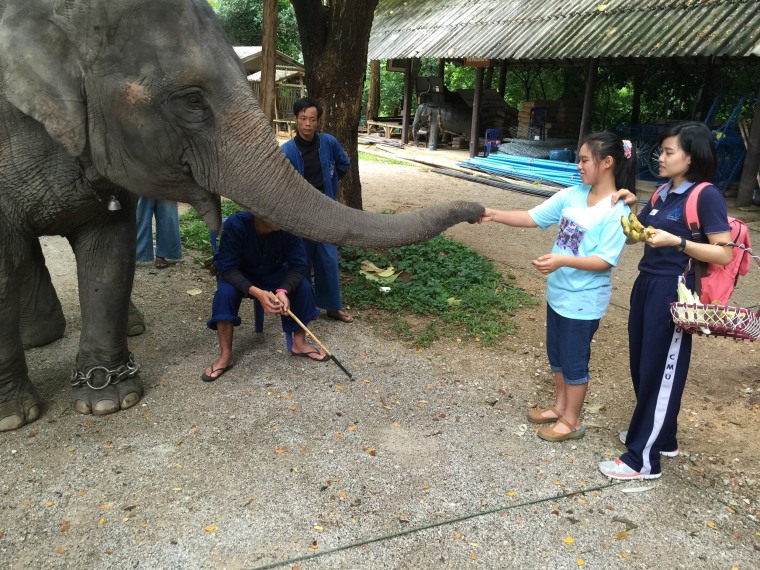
(165, 89, 212, 127)
(185, 93, 203, 108)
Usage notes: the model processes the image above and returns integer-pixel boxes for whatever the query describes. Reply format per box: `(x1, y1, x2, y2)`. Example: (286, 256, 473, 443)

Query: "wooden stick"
(287, 309, 353, 379)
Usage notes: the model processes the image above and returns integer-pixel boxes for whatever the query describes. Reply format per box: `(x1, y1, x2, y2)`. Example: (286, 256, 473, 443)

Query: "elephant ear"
(0, 1, 86, 157)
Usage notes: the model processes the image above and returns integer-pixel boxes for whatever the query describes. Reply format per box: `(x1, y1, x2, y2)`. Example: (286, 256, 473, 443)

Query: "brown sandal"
(527, 406, 561, 424)
(537, 417, 586, 442)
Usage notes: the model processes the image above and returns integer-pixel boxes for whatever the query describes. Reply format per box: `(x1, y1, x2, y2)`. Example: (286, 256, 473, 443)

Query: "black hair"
(293, 97, 323, 119)
(658, 121, 717, 182)
(580, 131, 637, 194)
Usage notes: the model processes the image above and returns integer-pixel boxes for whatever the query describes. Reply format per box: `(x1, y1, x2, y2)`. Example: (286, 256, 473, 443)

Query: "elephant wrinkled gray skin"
(0, 0, 484, 431)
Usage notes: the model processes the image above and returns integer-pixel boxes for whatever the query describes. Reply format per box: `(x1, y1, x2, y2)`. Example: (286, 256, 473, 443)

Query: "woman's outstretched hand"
(478, 208, 497, 223)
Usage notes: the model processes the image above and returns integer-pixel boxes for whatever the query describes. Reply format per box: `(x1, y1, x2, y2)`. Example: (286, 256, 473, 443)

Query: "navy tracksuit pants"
(621, 273, 693, 476)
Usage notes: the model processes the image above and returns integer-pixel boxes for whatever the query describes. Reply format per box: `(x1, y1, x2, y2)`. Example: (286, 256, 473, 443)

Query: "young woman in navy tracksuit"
(601, 122, 733, 480)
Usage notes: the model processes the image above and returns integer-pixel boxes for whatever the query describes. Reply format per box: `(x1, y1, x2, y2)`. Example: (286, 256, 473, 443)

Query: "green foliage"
(215, 0, 301, 60)
(178, 199, 244, 256)
(339, 235, 535, 347)
(361, 57, 759, 134)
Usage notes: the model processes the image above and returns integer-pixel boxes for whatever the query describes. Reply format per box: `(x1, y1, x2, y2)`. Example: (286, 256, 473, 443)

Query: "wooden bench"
(366, 119, 411, 140)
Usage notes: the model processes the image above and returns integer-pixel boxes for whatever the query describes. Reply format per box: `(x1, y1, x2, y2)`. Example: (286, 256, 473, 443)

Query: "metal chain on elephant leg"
(70, 353, 140, 390)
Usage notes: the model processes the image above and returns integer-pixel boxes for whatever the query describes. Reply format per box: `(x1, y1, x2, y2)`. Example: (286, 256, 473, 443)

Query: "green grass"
(339, 235, 536, 347)
(179, 200, 536, 347)
(358, 151, 413, 166)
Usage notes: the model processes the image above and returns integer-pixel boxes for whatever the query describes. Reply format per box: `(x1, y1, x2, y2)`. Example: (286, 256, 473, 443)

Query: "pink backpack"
(650, 182, 753, 304)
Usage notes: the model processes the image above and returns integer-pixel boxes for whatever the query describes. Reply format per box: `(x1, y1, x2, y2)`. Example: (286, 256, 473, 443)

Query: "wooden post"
(260, 0, 278, 125)
(469, 66, 485, 158)
(438, 58, 446, 78)
(736, 90, 760, 208)
(578, 58, 598, 149)
(497, 60, 508, 97)
(401, 58, 413, 145)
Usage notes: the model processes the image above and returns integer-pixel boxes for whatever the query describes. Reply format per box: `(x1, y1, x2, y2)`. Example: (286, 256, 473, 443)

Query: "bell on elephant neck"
(107, 196, 122, 211)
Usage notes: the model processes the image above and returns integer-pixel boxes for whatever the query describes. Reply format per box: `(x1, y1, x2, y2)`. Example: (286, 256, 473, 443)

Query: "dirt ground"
(4, 152, 758, 567)
(356, 154, 760, 513)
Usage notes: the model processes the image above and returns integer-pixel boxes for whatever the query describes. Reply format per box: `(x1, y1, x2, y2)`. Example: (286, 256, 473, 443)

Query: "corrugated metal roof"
(368, 0, 760, 63)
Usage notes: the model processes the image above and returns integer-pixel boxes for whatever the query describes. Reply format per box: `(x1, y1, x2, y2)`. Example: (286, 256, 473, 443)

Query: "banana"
(628, 212, 645, 232)
(620, 215, 631, 237)
(622, 213, 656, 242)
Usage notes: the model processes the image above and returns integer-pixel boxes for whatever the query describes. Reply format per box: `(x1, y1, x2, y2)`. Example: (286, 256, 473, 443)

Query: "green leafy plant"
(339, 235, 535, 347)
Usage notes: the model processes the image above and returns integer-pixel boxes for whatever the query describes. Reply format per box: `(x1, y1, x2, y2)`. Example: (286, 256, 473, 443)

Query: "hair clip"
(622, 139, 632, 159)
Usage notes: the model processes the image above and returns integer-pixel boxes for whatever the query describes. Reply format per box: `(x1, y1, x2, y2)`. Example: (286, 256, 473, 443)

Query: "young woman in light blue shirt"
(479, 132, 636, 442)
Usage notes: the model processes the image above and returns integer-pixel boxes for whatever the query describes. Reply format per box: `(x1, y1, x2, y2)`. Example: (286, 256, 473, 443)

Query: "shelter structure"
(233, 47, 306, 132)
(368, 0, 760, 205)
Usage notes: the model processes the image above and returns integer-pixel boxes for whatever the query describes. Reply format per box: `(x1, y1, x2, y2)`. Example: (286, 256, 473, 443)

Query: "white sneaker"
(599, 459, 662, 480)
(618, 431, 679, 457)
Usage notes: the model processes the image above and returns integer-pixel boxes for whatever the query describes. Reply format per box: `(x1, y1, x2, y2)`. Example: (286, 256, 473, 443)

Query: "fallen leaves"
(614, 530, 629, 540)
(60, 521, 71, 533)
(706, 520, 718, 529)
(203, 525, 218, 532)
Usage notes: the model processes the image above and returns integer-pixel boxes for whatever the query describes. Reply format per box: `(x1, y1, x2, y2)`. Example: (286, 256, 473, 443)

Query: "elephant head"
(0, 0, 483, 247)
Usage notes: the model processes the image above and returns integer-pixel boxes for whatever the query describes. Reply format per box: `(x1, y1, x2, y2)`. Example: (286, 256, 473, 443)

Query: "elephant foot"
(0, 380, 42, 432)
(72, 375, 144, 416)
(127, 301, 146, 336)
(21, 312, 66, 349)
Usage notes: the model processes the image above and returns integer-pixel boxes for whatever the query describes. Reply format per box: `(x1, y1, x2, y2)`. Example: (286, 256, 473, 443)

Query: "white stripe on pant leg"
(641, 327, 684, 474)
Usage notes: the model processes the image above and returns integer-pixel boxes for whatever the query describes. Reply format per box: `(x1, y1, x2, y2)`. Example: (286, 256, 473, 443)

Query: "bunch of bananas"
(620, 213, 655, 242)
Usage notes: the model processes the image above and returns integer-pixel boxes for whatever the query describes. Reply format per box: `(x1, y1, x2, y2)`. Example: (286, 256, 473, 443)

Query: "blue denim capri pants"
(546, 304, 600, 385)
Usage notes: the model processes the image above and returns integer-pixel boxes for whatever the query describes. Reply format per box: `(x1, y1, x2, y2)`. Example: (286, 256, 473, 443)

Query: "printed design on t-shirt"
(667, 205, 683, 222)
(556, 216, 586, 256)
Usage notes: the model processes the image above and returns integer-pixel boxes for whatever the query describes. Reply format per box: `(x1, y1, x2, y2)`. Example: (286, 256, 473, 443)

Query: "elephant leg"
(20, 238, 67, 349)
(68, 211, 143, 416)
(0, 241, 43, 431)
(127, 299, 146, 336)
(428, 108, 440, 151)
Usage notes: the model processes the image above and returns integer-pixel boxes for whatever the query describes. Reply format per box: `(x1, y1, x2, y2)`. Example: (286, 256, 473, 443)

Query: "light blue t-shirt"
(528, 185, 630, 320)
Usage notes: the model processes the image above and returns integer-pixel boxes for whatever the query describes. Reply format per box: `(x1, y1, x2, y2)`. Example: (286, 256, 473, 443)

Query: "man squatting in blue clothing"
(201, 212, 329, 383)
(281, 97, 354, 323)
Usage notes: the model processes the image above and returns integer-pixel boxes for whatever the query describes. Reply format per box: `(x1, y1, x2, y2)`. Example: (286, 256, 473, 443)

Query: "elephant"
(412, 83, 516, 151)
(0, 0, 484, 431)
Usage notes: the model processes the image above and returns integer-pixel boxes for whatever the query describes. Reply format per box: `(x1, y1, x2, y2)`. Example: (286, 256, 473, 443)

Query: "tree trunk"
(631, 66, 643, 126)
(291, 0, 380, 210)
(366, 59, 380, 123)
(260, 0, 278, 124)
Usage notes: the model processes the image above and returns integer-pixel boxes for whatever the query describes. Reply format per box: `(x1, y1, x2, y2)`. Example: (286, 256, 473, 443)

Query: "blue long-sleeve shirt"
(281, 132, 351, 199)
(216, 212, 307, 295)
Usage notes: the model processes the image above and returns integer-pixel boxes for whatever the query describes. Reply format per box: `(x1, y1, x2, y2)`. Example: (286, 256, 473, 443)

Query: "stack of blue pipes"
(460, 154, 582, 188)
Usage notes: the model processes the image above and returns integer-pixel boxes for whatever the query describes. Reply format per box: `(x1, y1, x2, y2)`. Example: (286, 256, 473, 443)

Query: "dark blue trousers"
(303, 239, 342, 311)
(207, 276, 319, 334)
(621, 274, 693, 476)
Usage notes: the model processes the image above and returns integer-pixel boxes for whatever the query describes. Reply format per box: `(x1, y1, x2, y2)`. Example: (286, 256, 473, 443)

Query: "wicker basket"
(670, 302, 760, 340)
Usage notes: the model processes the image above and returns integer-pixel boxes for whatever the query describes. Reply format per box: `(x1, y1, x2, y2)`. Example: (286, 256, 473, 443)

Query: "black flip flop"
(201, 364, 233, 382)
(291, 351, 331, 362)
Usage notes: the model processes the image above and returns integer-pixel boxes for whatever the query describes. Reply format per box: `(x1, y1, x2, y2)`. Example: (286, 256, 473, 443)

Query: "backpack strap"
(649, 184, 667, 208)
(682, 182, 713, 241)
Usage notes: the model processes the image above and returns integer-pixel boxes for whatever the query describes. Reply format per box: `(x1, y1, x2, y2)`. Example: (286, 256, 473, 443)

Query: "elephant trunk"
(207, 105, 484, 249)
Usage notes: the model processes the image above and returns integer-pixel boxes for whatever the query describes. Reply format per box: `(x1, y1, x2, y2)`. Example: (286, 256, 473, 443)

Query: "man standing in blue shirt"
(281, 97, 354, 323)
(201, 212, 328, 383)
